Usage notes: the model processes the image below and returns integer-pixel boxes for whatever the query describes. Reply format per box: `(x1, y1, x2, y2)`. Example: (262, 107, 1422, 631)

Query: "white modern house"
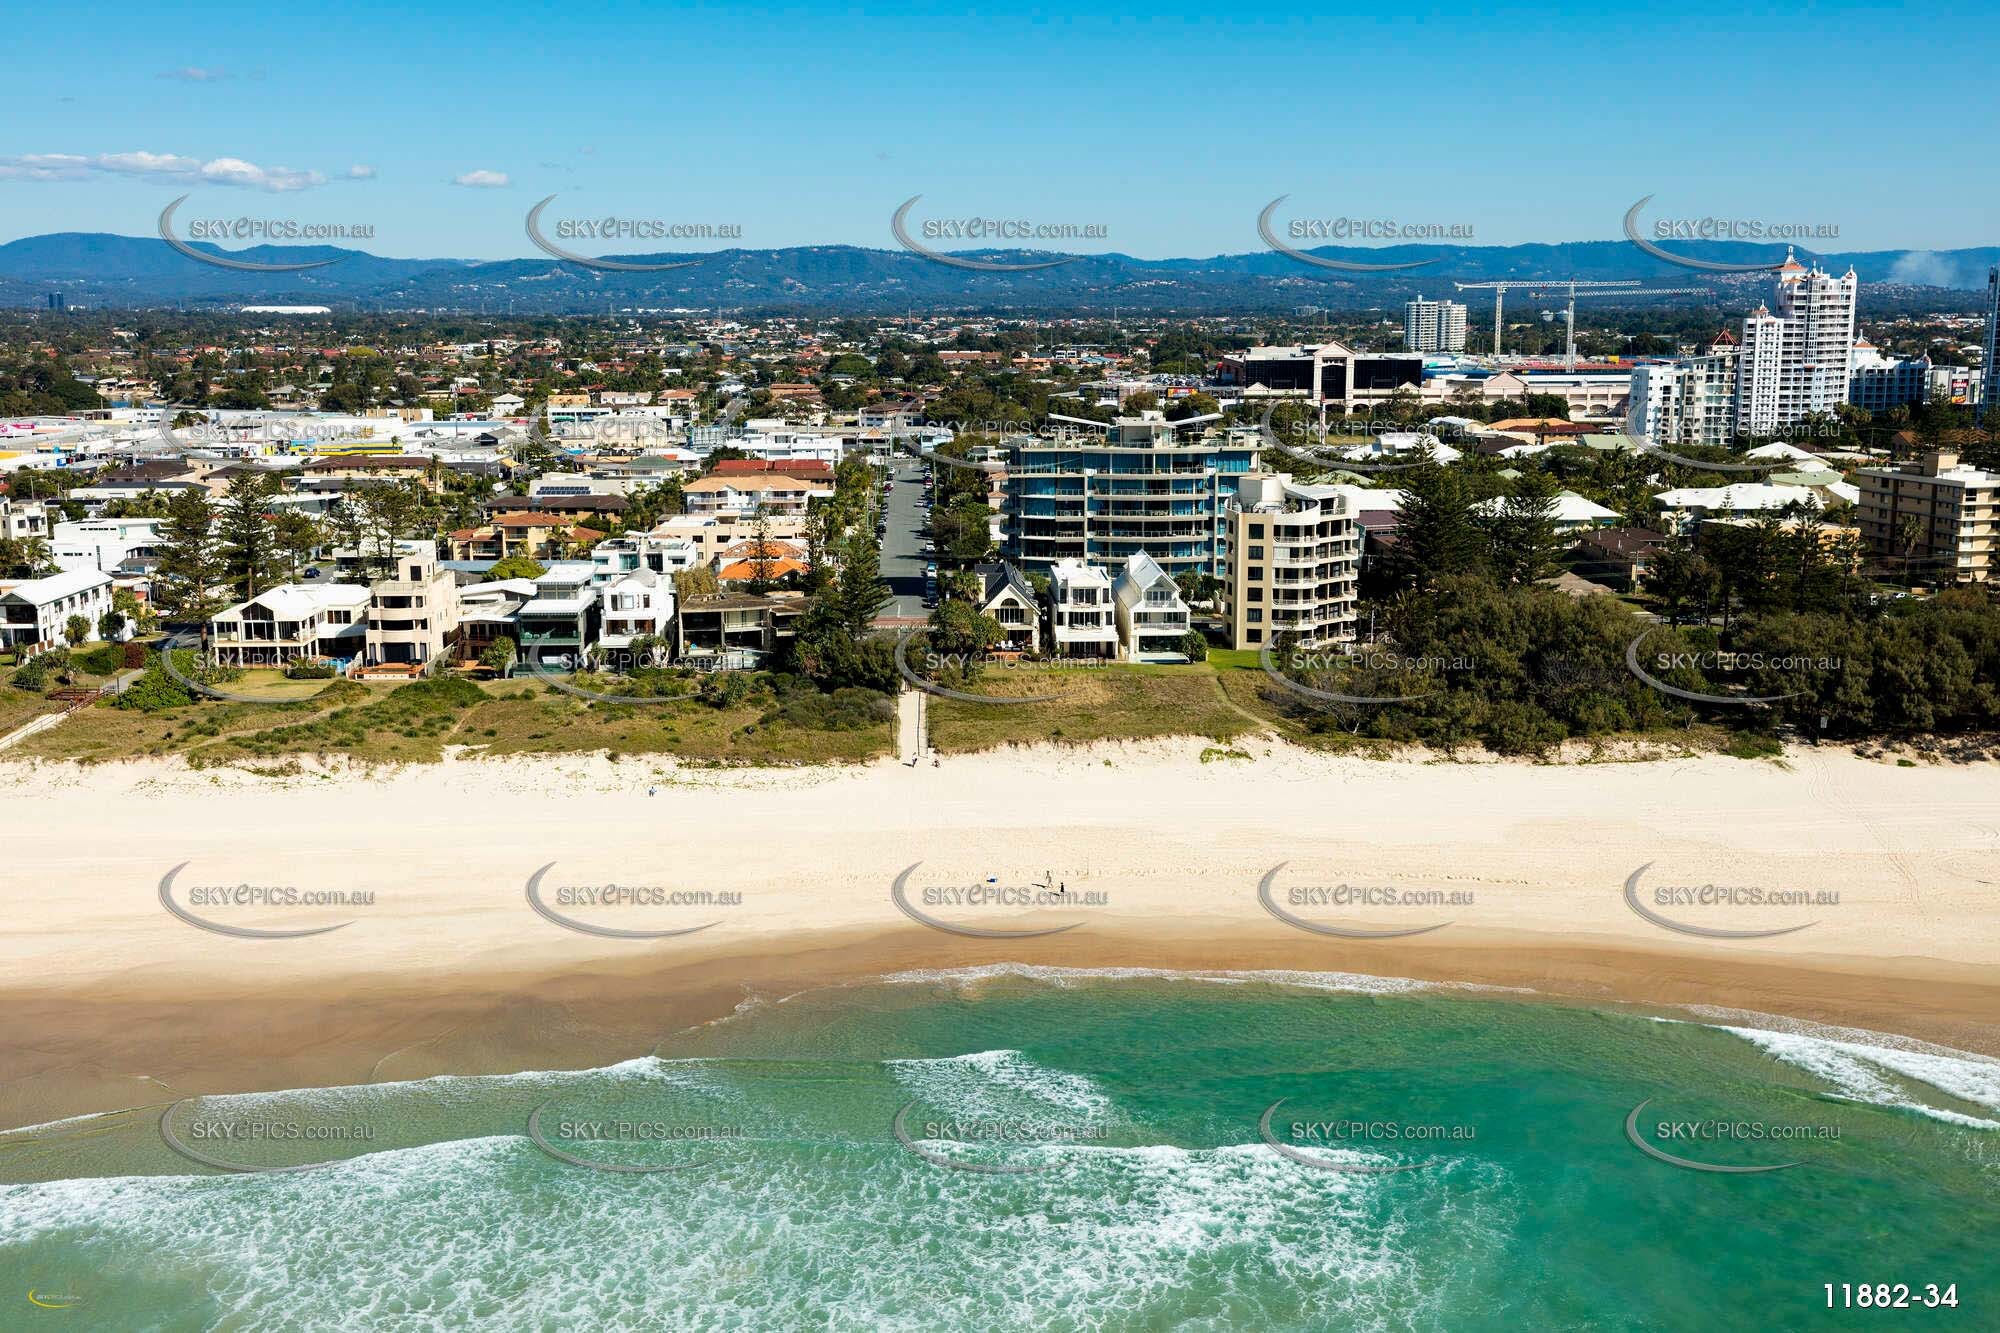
(208, 584, 369, 666)
(1111, 552, 1192, 661)
(0, 568, 114, 653)
(364, 543, 461, 669)
(1047, 559, 1119, 659)
(50, 517, 168, 576)
(590, 533, 702, 585)
(1651, 481, 1837, 531)
(597, 570, 675, 654)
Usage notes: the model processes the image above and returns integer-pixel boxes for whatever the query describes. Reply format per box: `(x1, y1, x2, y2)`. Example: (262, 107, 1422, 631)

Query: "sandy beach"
(4, 738, 1998, 1129)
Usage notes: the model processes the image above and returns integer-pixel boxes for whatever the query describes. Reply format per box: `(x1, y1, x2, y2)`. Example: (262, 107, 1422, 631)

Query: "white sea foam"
(877, 961, 1529, 997)
(884, 1048, 1115, 1121)
(1715, 1025, 2000, 1130)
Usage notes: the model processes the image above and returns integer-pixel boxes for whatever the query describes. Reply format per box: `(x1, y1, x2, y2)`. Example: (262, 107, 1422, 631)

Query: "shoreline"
(5, 736, 1998, 1132)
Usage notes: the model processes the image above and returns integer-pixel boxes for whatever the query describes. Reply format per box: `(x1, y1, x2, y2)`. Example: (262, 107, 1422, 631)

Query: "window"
(1247, 629, 1263, 644)
(1248, 610, 1262, 624)
(1248, 523, 1264, 539)
(1248, 546, 1264, 561)
(1248, 587, 1262, 603)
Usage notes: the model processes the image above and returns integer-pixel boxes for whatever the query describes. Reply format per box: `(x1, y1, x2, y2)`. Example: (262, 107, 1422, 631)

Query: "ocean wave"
(1716, 1026, 2000, 1130)
(884, 1049, 1115, 1122)
(878, 961, 1531, 997)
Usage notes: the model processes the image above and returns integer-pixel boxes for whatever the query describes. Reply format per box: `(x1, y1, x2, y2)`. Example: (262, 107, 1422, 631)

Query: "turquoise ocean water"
(3, 965, 1995, 1330)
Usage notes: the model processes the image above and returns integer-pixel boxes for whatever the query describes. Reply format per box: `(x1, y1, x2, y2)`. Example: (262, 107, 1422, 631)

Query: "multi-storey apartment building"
(1847, 340, 1935, 413)
(1220, 473, 1360, 650)
(1630, 333, 1742, 447)
(1001, 413, 1256, 579)
(1736, 251, 1858, 437)
(1984, 267, 1999, 424)
(1403, 296, 1468, 352)
(1855, 450, 1999, 583)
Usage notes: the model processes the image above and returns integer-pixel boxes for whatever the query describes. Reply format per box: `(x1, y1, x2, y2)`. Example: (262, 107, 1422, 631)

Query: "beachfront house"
(597, 570, 676, 655)
(208, 584, 369, 667)
(515, 562, 599, 668)
(0, 568, 115, 655)
(364, 543, 461, 670)
(1111, 551, 1192, 661)
(1047, 559, 1119, 659)
(971, 561, 1040, 654)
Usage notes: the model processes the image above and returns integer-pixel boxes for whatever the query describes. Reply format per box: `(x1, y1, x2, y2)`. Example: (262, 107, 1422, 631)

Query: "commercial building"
(1404, 296, 1469, 353)
(1736, 252, 1858, 437)
(1220, 473, 1360, 650)
(1218, 342, 1425, 417)
(1855, 450, 1999, 583)
(1001, 412, 1256, 579)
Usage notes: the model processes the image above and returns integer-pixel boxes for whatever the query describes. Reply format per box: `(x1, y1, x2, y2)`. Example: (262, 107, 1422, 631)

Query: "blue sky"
(3, 1, 1993, 260)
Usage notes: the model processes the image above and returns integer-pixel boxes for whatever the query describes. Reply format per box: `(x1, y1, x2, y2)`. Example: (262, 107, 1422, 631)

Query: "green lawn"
(926, 661, 1261, 754)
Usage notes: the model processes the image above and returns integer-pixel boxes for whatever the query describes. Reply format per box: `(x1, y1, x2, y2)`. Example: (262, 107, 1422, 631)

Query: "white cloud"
(346, 164, 377, 180)
(161, 66, 228, 82)
(0, 150, 327, 192)
(452, 169, 510, 189)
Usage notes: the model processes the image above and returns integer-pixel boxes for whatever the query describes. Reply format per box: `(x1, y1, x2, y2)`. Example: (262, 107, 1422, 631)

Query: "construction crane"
(1455, 278, 1711, 368)
(1453, 279, 1642, 357)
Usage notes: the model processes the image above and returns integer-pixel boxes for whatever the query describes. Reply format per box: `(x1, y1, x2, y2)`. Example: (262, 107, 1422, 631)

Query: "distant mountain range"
(3, 231, 1995, 314)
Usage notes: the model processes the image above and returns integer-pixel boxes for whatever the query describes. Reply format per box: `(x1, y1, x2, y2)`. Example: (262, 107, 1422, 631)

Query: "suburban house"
(515, 562, 599, 668)
(971, 561, 1039, 653)
(208, 584, 369, 667)
(447, 512, 604, 563)
(0, 568, 115, 654)
(1470, 489, 1622, 537)
(1047, 559, 1120, 658)
(1651, 482, 1834, 532)
(0, 495, 50, 541)
(653, 514, 810, 566)
(1111, 552, 1192, 660)
(597, 570, 676, 653)
(1571, 527, 1671, 590)
(364, 543, 461, 669)
(676, 591, 807, 666)
(590, 533, 702, 583)
(680, 474, 831, 518)
(453, 579, 534, 663)
(714, 539, 810, 585)
(51, 516, 168, 576)
(298, 457, 445, 494)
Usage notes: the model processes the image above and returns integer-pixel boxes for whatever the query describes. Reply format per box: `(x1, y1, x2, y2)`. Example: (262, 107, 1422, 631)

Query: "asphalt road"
(879, 457, 932, 619)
